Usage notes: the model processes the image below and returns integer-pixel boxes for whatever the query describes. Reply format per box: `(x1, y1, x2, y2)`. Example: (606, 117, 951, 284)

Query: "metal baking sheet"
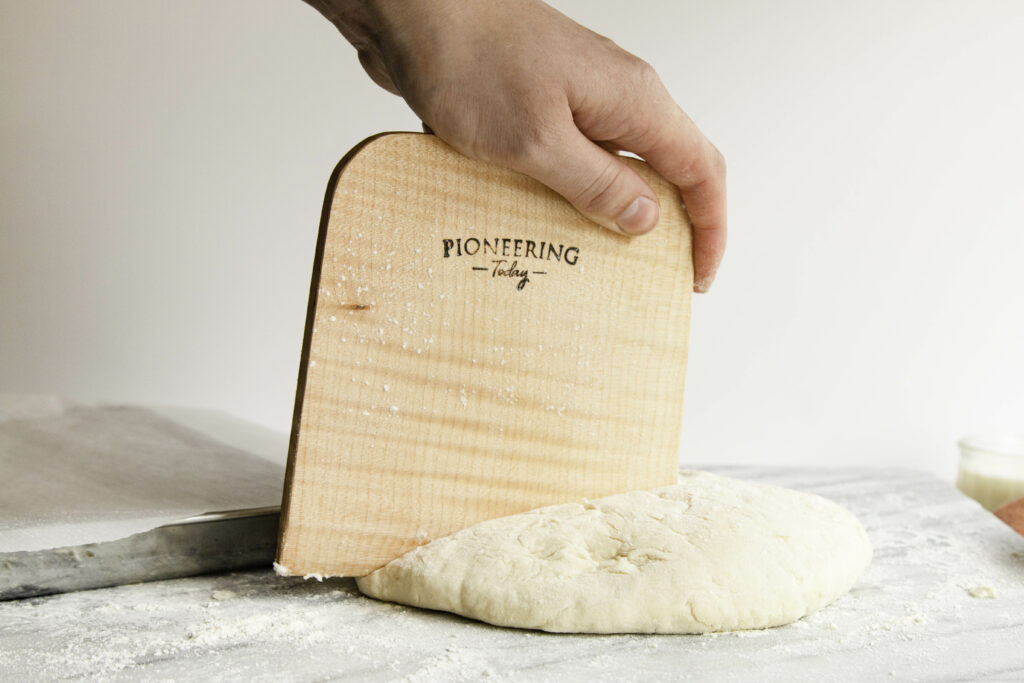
(0, 508, 279, 600)
(0, 396, 288, 599)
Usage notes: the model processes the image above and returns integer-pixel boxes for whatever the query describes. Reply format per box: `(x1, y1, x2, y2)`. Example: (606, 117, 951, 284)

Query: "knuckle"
(671, 142, 726, 188)
(629, 56, 662, 90)
(572, 160, 628, 214)
(594, 33, 623, 55)
(708, 143, 727, 177)
(671, 153, 705, 185)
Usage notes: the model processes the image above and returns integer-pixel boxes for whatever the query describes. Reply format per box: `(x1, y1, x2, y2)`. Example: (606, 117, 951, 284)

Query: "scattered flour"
(2, 470, 1022, 681)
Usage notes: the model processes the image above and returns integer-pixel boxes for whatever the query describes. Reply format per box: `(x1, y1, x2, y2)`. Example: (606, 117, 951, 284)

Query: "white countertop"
(2, 466, 1022, 682)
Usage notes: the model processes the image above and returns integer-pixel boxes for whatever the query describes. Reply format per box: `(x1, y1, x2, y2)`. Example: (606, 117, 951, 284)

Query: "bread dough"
(356, 471, 872, 633)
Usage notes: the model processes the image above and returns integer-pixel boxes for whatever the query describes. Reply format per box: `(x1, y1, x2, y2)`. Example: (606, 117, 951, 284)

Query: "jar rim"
(958, 433, 1024, 457)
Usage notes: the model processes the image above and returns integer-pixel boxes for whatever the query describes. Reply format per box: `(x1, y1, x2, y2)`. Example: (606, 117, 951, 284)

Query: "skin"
(303, 0, 726, 292)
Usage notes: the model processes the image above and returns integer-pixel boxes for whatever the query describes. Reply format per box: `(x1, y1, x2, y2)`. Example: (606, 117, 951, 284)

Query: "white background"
(2, 1, 1022, 477)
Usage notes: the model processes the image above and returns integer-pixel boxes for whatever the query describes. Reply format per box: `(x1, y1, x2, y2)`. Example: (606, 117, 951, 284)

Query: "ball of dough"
(356, 471, 872, 633)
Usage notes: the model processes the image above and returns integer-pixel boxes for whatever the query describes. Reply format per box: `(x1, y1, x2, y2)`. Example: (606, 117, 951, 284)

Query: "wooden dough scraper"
(276, 133, 693, 577)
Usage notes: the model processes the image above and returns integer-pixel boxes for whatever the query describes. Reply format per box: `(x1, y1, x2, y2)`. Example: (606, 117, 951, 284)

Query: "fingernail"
(615, 196, 659, 235)
(694, 275, 714, 293)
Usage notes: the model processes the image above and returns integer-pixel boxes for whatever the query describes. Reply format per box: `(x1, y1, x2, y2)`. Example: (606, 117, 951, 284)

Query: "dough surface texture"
(356, 471, 872, 633)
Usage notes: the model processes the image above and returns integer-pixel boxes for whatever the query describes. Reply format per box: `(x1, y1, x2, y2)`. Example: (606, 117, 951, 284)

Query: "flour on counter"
(2, 468, 1022, 682)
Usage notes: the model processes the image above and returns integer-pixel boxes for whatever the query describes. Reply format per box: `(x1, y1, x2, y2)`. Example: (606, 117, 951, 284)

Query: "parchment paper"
(0, 396, 287, 553)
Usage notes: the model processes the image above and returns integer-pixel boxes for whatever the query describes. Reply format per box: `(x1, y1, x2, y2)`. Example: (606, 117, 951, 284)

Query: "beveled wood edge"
(276, 131, 422, 566)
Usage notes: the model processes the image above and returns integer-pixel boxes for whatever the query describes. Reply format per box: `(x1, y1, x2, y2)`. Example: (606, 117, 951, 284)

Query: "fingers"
(619, 106, 727, 293)
(511, 127, 661, 237)
(678, 143, 727, 294)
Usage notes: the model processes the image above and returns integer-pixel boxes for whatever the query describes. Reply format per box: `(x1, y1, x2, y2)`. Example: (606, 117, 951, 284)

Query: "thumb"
(513, 129, 660, 236)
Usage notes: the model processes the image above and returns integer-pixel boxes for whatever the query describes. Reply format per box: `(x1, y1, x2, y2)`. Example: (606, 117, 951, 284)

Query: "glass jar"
(956, 433, 1024, 511)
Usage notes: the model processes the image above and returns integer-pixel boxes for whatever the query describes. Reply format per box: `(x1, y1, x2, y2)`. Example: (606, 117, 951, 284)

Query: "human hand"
(306, 0, 726, 291)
